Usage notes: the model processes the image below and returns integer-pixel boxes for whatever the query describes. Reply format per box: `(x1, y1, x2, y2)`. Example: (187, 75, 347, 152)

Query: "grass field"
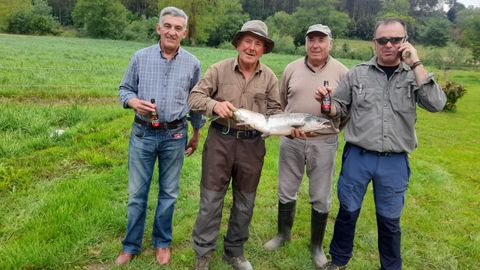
(0, 33, 479, 270)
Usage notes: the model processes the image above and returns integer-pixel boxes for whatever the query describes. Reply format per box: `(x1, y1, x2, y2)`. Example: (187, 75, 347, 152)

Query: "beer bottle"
(321, 80, 331, 114)
(150, 98, 160, 127)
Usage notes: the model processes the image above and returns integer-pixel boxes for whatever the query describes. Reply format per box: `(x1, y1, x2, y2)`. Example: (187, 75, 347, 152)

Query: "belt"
(350, 143, 403, 157)
(211, 121, 261, 139)
(134, 115, 185, 129)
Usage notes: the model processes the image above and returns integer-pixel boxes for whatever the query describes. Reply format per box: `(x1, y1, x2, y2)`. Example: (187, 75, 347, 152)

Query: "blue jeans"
(121, 122, 187, 254)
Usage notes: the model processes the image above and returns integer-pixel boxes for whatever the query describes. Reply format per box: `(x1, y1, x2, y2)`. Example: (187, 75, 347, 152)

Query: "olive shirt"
(188, 57, 282, 129)
(333, 57, 446, 153)
(280, 56, 348, 135)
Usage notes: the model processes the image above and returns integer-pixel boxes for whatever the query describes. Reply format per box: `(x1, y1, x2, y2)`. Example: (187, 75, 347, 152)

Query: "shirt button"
(384, 103, 388, 107)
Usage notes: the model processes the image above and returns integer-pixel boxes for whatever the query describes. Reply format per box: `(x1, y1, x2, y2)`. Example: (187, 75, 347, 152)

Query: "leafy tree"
(0, 0, 31, 30)
(122, 16, 158, 42)
(455, 8, 480, 61)
(338, 0, 381, 39)
(418, 16, 451, 46)
(158, 0, 247, 46)
(376, 0, 416, 40)
(121, 0, 158, 17)
(158, 0, 215, 45)
(292, 0, 350, 45)
(72, 0, 128, 39)
(47, 0, 76, 25)
(240, 0, 300, 20)
(207, 0, 249, 47)
(265, 11, 296, 37)
(447, 1, 466, 22)
(7, 0, 60, 35)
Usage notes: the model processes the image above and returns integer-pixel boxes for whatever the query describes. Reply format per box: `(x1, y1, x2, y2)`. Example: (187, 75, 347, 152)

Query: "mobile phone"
(399, 36, 409, 60)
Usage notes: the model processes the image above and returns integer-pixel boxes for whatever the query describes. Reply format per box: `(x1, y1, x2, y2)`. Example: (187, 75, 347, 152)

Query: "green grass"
(0, 33, 479, 269)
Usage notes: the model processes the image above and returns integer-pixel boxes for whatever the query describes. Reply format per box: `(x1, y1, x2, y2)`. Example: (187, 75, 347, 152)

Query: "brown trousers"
(192, 125, 265, 257)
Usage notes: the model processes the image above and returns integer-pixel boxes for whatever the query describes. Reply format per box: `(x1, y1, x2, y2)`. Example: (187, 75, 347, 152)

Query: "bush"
(6, 0, 60, 35)
(442, 80, 467, 112)
(122, 16, 158, 42)
(423, 43, 471, 69)
(72, 0, 128, 39)
(271, 33, 296, 54)
(331, 41, 373, 61)
(217, 41, 235, 50)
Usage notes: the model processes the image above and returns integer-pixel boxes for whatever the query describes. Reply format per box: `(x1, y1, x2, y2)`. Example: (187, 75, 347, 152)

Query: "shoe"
(156, 247, 171, 265)
(194, 250, 214, 270)
(323, 261, 347, 270)
(222, 253, 253, 270)
(115, 252, 134, 265)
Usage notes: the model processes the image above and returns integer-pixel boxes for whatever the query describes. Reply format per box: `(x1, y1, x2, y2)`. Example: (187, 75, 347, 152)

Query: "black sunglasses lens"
(377, 38, 389, 45)
(376, 37, 404, 45)
(390, 37, 403, 43)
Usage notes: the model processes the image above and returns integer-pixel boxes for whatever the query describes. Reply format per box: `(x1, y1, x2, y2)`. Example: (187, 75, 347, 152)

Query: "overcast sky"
(457, 0, 480, 7)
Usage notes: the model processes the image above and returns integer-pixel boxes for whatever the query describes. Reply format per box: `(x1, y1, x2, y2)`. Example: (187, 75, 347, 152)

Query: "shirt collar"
(304, 55, 330, 73)
(157, 43, 182, 60)
(233, 57, 263, 74)
(369, 56, 409, 71)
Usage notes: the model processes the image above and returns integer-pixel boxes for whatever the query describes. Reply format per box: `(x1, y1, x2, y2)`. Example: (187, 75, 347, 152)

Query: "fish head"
(302, 116, 332, 132)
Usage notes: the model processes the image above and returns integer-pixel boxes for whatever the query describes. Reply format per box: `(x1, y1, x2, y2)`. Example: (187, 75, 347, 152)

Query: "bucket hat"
(232, 20, 274, 53)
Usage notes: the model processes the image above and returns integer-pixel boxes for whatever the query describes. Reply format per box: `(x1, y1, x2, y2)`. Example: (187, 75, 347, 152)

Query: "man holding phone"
(315, 18, 446, 270)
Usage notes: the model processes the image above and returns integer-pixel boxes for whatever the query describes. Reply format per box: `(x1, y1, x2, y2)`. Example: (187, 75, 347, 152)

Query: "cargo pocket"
(352, 81, 374, 110)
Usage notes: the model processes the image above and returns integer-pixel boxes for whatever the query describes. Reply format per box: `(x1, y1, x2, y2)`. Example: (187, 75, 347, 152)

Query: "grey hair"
(159, 6, 188, 28)
(374, 18, 408, 38)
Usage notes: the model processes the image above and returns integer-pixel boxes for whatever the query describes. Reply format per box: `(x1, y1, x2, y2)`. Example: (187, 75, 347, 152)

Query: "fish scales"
(233, 109, 332, 137)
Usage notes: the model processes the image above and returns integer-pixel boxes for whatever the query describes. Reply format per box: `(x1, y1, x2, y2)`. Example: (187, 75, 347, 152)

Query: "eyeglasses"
(374, 36, 406, 45)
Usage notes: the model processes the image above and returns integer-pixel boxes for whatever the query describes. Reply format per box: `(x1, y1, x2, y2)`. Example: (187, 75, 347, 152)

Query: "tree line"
(1, 0, 479, 61)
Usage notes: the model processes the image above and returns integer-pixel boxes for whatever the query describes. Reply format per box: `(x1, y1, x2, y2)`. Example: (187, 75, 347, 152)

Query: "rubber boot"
(311, 208, 329, 269)
(264, 201, 296, 251)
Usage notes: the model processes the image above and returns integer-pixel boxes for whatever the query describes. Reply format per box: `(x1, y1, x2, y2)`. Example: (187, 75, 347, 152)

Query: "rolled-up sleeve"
(332, 71, 353, 118)
(416, 73, 446, 112)
(188, 66, 219, 117)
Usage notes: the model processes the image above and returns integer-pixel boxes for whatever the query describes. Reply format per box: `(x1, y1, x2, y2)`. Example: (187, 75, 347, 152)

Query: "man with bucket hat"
(263, 24, 348, 269)
(188, 20, 282, 270)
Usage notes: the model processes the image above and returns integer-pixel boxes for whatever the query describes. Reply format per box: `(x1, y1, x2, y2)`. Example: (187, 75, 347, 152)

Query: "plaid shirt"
(119, 44, 205, 129)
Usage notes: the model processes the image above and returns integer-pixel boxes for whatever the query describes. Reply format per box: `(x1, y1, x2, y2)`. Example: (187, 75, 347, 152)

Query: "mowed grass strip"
(0, 34, 479, 269)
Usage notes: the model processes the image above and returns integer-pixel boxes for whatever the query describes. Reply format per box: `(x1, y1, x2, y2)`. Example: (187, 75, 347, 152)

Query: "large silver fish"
(233, 109, 332, 137)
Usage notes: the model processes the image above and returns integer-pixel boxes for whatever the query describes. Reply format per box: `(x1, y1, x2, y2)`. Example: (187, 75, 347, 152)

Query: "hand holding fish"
(213, 101, 236, 118)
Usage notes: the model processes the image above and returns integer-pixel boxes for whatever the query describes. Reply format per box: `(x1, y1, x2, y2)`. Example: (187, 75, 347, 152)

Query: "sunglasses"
(374, 36, 406, 45)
